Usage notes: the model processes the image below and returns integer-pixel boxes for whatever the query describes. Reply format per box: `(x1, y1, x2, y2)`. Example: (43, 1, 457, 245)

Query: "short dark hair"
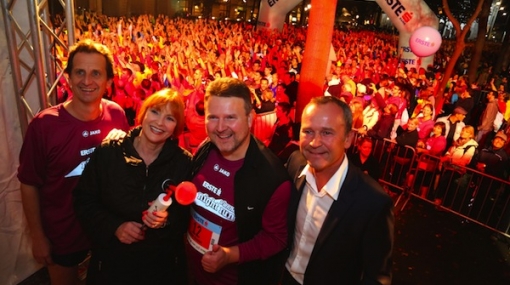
(122, 67, 133, 77)
(307, 96, 353, 137)
(65, 39, 114, 79)
(357, 136, 373, 147)
(195, 100, 205, 116)
(132, 61, 145, 73)
(205, 78, 252, 115)
(434, 121, 446, 136)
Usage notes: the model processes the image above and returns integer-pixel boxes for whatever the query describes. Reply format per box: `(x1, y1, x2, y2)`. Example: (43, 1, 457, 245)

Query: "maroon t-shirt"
(187, 149, 242, 285)
(186, 148, 291, 285)
(17, 100, 129, 254)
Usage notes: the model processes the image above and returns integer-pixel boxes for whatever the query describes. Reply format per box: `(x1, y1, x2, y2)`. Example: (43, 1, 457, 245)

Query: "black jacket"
(286, 151, 394, 285)
(469, 146, 509, 179)
(74, 127, 192, 285)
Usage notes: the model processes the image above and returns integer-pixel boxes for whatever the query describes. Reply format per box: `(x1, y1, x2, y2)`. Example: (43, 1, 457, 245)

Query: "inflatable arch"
(375, 0, 439, 68)
(257, 0, 439, 69)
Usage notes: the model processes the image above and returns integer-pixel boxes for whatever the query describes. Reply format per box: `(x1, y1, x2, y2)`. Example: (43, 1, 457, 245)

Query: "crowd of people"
(53, 12, 510, 153)
(16, 9, 510, 285)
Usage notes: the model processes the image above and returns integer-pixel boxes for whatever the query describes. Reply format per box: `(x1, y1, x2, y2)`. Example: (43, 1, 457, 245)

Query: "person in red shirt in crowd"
(185, 99, 208, 154)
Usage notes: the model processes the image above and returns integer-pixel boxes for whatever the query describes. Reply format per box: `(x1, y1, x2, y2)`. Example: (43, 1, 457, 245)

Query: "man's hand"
(201, 245, 239, 273)
(31, 234, 53, 266)
(115, 222, 145, 244)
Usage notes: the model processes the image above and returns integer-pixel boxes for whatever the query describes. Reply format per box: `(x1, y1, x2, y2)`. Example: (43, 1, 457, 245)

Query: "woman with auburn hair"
(74, 89, 192, 284)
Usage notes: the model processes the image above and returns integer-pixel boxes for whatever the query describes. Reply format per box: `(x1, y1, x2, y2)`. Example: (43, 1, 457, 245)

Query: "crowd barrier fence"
(252, 110, 277, 145)
(348, 132, 510, 238)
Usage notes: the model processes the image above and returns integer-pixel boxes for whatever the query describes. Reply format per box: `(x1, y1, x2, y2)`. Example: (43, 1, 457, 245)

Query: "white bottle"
(147, 193, 173, 212)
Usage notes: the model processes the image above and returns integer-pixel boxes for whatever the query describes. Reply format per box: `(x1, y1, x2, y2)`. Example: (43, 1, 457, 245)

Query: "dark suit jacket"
(286, 151, 394, 285)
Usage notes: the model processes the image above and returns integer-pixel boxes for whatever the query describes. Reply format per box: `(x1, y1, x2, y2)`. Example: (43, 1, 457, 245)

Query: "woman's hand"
(142, 208, 168, 229)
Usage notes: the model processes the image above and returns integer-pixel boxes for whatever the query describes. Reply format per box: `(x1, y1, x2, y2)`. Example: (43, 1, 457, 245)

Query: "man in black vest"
(186, 78, 292, 285)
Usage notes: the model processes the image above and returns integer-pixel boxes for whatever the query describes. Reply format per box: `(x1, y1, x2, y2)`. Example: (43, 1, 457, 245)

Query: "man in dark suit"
(282, 96, 394, 285)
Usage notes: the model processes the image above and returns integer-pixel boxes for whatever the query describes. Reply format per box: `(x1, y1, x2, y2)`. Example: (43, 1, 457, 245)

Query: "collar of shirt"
(298, 155, 349, 200)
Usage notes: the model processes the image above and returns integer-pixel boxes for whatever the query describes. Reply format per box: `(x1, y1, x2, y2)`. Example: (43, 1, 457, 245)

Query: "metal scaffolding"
(0, 0, 75, 137)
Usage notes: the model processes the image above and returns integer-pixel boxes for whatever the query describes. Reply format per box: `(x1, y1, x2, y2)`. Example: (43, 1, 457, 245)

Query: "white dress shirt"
(286, 156, 349, 284)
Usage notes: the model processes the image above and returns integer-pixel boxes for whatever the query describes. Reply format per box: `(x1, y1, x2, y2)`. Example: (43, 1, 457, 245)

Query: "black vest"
(191, 136, 290, 285)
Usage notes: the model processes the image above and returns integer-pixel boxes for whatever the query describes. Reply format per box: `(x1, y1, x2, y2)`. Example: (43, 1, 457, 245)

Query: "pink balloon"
(409, 26, 442, 57)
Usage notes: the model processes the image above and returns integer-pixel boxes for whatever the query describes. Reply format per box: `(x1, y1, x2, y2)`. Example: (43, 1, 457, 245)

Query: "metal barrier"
(348, 135, 417, 206)
(398, 153, 442, 209)
(373, 139, 417, 207)
(345, 131, 510, 238)
(377, 149, 510, 238)
(414, 162, 510, 238)
(252, 110, 277, 145)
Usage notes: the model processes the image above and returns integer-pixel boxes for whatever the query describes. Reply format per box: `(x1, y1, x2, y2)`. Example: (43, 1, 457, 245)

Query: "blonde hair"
(462, 125, 475, 139)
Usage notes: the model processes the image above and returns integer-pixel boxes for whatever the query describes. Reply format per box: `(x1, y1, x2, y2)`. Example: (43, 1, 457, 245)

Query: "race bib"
(187, 208, 222, 254)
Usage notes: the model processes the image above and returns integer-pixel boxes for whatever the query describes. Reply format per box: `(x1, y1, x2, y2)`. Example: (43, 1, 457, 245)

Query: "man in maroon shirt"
(18, 40, 129, 285)
(187, 77, 291, 285)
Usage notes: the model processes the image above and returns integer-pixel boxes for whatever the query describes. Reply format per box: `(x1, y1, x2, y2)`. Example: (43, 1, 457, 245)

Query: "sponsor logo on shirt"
(66, 147, 96, 178)
(213, 164, 230, 177)
(65, 158, 90, 178)
(195, 192, 235, 221)
(202, 180, 222, 196)
(82, 129, 101, 137)
(80, 147, 96, 156)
